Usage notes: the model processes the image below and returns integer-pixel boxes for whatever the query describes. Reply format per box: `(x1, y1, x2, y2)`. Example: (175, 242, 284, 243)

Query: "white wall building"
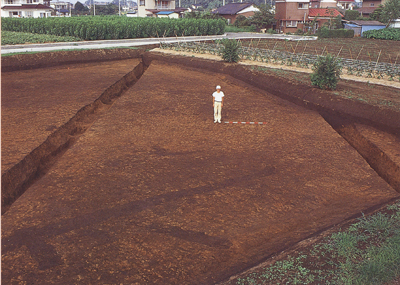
(50, 1, 72, 16)
(1, 0, 53, 17)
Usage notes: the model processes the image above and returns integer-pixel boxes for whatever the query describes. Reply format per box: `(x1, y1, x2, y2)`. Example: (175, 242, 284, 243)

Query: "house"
(336, 0, 355, 9)
(308, 7, 343, 29)
(344, 20, 385, 36)
(50, 1, 72, 16)
(212, 2, 259, 24)
(137, 0, 186, 17)
(186, 3, 202, 12)
(275, 0, 309, 33)
(1, 0, 53, 17)
(156, 10, 179, 17)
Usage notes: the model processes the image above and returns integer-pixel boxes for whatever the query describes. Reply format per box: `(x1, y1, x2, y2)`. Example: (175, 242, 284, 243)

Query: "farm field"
(1, 49, 400, 284)
(240, 38, 400, 64)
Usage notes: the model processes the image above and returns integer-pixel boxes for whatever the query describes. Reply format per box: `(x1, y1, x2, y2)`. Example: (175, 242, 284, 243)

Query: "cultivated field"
(1, 47, 400, 284)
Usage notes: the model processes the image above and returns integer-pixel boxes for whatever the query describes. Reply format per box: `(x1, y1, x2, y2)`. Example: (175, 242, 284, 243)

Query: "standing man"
(212, 85, 224, 123)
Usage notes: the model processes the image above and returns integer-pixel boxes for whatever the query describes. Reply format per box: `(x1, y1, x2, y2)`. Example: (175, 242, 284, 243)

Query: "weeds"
(227, 201, 400, 285)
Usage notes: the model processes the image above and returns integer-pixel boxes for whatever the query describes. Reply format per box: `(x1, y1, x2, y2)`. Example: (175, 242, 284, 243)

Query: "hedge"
(318, 27, 354, 38)
(363, 28, 400, 40)
(1, 16, 226, 40)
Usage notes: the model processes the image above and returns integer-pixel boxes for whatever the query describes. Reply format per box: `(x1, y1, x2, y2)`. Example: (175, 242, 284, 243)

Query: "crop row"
(1, 17, 225, 41)
(161, 42, 400, 82)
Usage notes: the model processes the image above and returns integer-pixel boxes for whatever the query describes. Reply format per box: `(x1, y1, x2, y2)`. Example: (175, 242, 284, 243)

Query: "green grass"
(229, 201, 400, 285)
(1, 31, 82, 45)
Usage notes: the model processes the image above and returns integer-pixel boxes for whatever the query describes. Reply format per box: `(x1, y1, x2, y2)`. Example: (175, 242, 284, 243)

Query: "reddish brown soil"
(1, 58, 141, 174)
(2, 54, 399, 284)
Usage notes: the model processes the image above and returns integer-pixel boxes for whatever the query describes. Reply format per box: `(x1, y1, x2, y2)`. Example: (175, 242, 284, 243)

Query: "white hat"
(216, 85, 221, 89)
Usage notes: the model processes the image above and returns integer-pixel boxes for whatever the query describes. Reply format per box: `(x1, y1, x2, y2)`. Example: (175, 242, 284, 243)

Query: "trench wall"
(1, 56, 147, 214)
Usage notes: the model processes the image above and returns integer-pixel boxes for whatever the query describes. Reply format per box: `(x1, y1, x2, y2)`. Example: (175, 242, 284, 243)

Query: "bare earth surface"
(2, 60, 399, 284)
(1, 59, 140, 174)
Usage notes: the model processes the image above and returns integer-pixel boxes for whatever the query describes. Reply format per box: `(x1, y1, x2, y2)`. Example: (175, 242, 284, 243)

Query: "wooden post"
(336, 46, 343, 58)
(349, 48, 352, 60)
(374, 50, 382, 70)
(355, 45, 363, 61)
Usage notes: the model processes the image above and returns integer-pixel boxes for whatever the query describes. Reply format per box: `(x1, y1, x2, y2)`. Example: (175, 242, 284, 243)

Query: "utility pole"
(119, 0, 121, 15)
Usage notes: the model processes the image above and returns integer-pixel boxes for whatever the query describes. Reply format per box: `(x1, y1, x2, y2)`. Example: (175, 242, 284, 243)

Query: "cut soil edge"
(1, 58, 147, 215)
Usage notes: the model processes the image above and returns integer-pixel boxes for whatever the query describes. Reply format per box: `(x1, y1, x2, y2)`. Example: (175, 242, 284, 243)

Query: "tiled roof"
(213, 2, 253, 15)
(350, 20, 386, 25)
(1, 4, 53, 9)
(357, 7, 377, 14)
(308, 8, 343, 17)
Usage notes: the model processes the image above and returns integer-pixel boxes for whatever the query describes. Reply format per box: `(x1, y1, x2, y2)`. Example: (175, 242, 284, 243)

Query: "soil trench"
(1, 59, 147, 214)
(1, 50, 400, 284)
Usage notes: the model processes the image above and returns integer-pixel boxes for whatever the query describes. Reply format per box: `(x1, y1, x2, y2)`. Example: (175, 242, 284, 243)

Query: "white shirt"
(212, 91, 224, 102)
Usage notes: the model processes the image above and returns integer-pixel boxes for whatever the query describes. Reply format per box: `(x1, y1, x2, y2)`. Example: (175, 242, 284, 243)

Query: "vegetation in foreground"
(311, 54, 342, 90)
(1, 31, 81, 45)
(226, 201, 400, 285)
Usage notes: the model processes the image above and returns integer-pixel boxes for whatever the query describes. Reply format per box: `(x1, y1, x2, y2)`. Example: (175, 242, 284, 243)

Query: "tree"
(344, 9, 360, 20)
(380, 0, 400, 27)
(73, 1, 89, 15)
(220, 39, 241, 63)
(249, 4, 275, 29)
(311, 54, 342, 90)
(75, 1, 85, 11)
(234, 15, 250, 27)
(370, 5, 384, 21)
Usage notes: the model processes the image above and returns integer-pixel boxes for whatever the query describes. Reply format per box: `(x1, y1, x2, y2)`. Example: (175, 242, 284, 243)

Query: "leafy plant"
(311, 54, 342, 90)
(219, 39, 241, 63)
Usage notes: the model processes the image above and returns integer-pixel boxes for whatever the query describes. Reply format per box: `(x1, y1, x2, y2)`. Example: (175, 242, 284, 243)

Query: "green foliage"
(318, 27, 354, 38)
(219, 39, 241, 63)
(184, 10, 222, 19)
(345, 9, 360, 20)
(363, 28, 400, 40)
(370, 5, 384, 21)
(249, 4, 275, 29)
(1, 31, 81, 45)
(234, 15, 250, 27)
(229, 202, 400, 285)
(311, 54, 342, 90)
(333, 15, 344, 29)
(380, 0, 400, 26)
(0, 17, 225, 41)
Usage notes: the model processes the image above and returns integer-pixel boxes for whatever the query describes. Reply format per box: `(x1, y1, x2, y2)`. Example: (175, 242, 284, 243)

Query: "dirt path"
(2, 60, 398, 284)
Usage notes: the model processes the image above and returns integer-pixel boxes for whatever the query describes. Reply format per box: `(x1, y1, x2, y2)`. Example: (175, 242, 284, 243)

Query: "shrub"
(219, 39, 241, 63)
(311, 54, 342, 90)
(363, 28, 400, 40)
(318, 27, 354, 38)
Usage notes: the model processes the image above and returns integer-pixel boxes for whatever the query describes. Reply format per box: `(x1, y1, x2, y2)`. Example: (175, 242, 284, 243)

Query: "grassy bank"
(224, 200, 400, 285)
